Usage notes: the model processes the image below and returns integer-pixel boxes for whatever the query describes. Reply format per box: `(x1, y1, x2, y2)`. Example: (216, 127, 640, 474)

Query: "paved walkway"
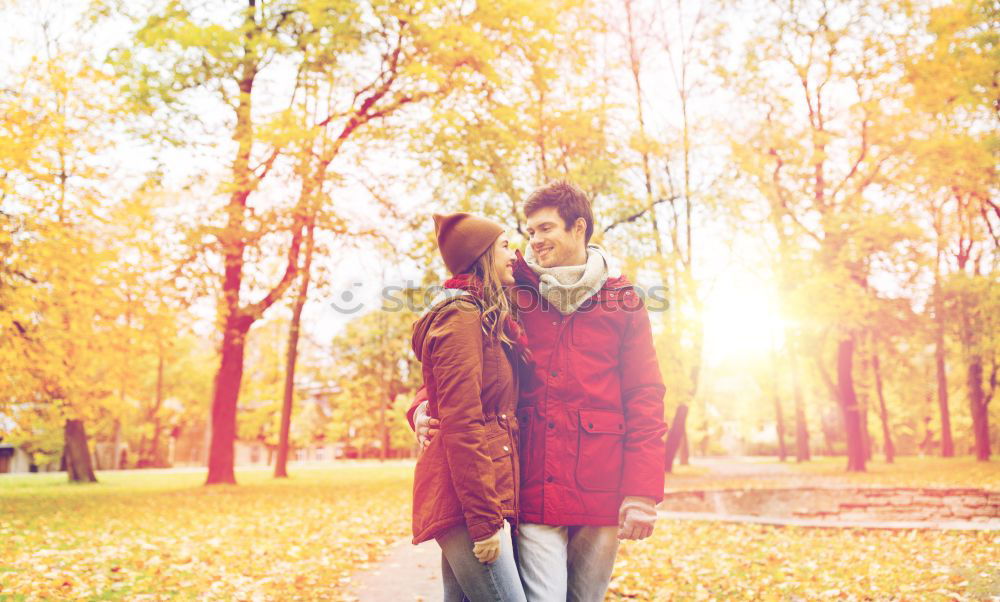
(344, 539, 441, 601)
(344, 458, 998, 599)
(690, 456, 797, 476)
(342, 458, 787, 601)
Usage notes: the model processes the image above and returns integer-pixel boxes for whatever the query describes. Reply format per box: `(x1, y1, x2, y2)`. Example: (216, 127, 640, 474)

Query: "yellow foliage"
(0, 464, 414, 600)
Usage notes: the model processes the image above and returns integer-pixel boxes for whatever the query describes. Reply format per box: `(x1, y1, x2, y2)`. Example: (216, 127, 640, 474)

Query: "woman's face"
(493, 233, 516, 286)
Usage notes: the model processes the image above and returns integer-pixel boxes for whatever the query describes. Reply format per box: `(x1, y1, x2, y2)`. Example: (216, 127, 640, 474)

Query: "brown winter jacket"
(410, 293, 520, 544)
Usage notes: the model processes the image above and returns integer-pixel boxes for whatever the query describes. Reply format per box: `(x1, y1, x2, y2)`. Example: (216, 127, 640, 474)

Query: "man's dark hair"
(523, 181, 594, 243)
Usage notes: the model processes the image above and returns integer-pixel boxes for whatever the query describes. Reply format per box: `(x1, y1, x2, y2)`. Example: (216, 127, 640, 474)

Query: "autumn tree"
(726, 0, 926, 471)
(327, 288, 424, 458)
(116, 0, 561, 484)
(902, 0, 998, 460)
(598, 0, 745, 467)
(0, 7, 145, 481)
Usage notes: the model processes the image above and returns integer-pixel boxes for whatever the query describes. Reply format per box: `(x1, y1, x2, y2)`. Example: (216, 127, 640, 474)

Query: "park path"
(342, 458, 779, 601)
(689, 456, 797, 476)
(342, 459, 799, 600)
(344, 538, 441, 601)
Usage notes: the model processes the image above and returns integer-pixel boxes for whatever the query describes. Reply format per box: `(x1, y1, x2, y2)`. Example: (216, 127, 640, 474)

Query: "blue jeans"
(437, 521, 526, 602)
(516, 523, 619, 602)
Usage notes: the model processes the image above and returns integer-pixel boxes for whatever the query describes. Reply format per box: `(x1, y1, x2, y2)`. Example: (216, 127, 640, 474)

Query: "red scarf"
(443, 274, 531, 362)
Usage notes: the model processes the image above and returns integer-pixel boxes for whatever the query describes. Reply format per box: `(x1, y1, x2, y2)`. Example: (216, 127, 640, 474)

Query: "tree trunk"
(148, 350, 165, 466)
(64, 419, 97, 483)
(861, 393, 873, 462)
(771, 337, 787, 461)
(151, 417, 164, 467)
(858, 344, 873, 462)
(871, 349, 895, 463)
(664, 404, 688, 473)
(822, 413, 835, 456)
(111, 419, 122, 470)
(205, 2, 258, 486)
(933, 258, 955, 456)
(679, 431, 690, 465)
(934, 336, 954, 457)
(682, 313, 704, 467)
(206, 314, 251, 485)
(837, 336, 866, 472)
(968, 355, 991, 461)
(789, 335, 810, 461)
(276, 217, 316, 478)
(380, 397, 389, 462)
(274, 310, 301, 478)
(774, 396, 787, 462)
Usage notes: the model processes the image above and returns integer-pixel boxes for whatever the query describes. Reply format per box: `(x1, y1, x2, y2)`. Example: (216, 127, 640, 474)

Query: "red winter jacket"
(410, 251, 666, 526)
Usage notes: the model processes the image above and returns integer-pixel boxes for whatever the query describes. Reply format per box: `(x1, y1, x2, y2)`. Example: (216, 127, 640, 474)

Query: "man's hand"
(472, 528, 502, 564)
(413, 400, 440, 449)
(617, 496, 657, 540)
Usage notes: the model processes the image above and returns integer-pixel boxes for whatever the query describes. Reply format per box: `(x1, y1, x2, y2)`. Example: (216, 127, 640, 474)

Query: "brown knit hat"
(432, 212, 505, 275)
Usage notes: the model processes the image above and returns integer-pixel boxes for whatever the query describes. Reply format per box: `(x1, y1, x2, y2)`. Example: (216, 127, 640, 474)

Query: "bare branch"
(242, 205, 307, 321)
(978, 195, 1000, 250)
(603, 195, 678, 234)
(251, 147, 283, 182)
(770, 147, 824, 245)
(831, 77, 871, 202)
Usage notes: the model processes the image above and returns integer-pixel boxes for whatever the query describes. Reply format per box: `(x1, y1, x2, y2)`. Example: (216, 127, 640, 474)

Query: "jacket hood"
(411, 289, 474, 362)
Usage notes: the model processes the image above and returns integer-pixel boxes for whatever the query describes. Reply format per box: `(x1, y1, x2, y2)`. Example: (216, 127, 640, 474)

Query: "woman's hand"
(413, 400, 440, 448)
(472, 528, 502, 564)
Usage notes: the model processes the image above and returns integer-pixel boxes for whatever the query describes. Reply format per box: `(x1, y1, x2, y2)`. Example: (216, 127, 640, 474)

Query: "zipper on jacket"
(504, 415, 519, 535)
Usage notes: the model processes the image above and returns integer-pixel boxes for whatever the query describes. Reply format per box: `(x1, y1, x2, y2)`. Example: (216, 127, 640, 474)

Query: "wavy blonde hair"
(467, 242, 516, 349)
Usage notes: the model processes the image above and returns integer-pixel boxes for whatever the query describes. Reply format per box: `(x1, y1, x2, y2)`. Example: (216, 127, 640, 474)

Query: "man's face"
(526, 207, 587, 268)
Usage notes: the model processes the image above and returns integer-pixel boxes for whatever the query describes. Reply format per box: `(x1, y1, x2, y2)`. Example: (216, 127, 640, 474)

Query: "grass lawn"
(1, 463, 414, 601)
(1, 457, 997, 601)
(611, 519, 998, 600)
(612, 456, 1000, 601)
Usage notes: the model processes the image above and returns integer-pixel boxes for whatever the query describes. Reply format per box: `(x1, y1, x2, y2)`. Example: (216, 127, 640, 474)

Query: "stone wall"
(659, 487, 1000, 523)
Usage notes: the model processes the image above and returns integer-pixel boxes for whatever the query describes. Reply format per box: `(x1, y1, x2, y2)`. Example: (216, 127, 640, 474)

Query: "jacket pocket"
(488, 434, 515, 505)
(576, 409, 625, 492)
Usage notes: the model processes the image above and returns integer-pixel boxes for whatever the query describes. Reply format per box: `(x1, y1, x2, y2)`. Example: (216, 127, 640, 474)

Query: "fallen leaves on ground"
(609, 520, 999, 601)
(0, 464, 413, 601)
(613, 457, 999, 601)
(2, 458, 997, 600)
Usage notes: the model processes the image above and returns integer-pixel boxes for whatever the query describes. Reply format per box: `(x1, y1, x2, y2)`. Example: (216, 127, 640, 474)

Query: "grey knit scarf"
(525, 244, 611, 315)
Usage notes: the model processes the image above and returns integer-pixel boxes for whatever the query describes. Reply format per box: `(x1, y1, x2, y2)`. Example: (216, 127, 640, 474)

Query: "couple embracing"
(407, 181, 667, 601)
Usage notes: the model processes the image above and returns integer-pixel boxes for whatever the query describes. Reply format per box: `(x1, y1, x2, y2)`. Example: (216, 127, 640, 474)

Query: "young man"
(410, 181, 666, 601)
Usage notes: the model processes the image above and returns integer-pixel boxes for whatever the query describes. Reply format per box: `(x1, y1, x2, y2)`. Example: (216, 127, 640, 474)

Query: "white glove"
(414, 401, 439, 449)
(617, 496, 657, 540)
(472, 528, 502, 564)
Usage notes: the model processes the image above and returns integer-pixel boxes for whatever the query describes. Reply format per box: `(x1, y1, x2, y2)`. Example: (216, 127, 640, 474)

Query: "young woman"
(410, 212, 528, 602)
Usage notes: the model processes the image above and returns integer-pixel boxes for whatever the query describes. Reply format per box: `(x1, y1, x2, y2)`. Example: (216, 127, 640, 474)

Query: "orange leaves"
(608, 458, 1000, 601)
(609, 521, 998, 601)
(0, 464, 414, 600)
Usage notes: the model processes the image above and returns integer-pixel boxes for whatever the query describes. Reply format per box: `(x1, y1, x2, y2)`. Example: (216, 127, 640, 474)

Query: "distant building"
(0, 444, 30, 473)
(0, 444, 60, 474)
